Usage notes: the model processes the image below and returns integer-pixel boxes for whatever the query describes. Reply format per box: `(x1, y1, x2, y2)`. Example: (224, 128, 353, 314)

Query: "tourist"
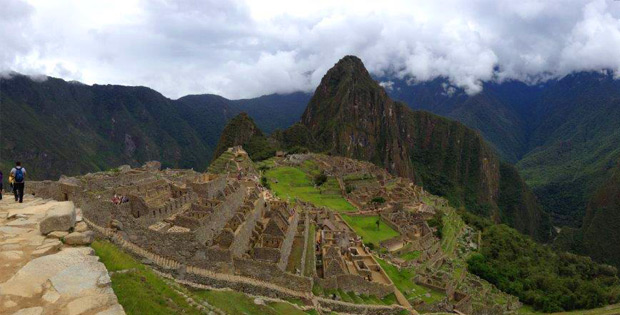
(8, 171, 14, 194)
(111, 194, 120, 204)
(122, 195, 129, 203)
(10, 161, 26, 203)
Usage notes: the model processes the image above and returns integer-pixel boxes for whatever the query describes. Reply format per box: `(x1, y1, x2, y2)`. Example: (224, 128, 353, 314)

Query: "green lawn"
(92, 241, 201, 315)
(375, 257, 445, 304)
(92, 240, 311, 315)
(399, 250, 421, 261)
(265, 166, 356, 212)
(341, 215, 399, 247)
(304, 224, 316, 277)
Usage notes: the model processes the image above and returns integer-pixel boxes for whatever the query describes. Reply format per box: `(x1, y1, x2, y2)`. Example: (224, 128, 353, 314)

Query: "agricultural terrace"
(376, 258, 446, 305)
(92, 240, 309, 315)
(264, 165, 356, 212)
(341, 215, 399, 247)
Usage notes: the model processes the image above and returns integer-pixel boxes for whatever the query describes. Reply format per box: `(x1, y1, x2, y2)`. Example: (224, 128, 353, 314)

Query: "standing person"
(8, 172, 14, 194)
(10, 161, 26, 203)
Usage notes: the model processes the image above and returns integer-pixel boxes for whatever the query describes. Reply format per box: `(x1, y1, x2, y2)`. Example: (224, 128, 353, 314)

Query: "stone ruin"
(312, 209, 395, 298)
(28, 153, 410, 314)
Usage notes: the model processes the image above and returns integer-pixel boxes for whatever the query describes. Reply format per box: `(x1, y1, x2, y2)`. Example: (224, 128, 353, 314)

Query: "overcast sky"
(2, 0, 620, 99)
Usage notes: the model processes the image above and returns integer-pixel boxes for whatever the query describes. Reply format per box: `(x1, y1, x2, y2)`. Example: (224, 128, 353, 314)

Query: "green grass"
(340, 215, 399, 247)
(92, 240, 312, 315)
(375, 257, 445, 304)
(441, 208, 465, 256)
(91, 241, 200, 315)
(399, 250, 421, 261)
(265, 166, 356, 212)
(304, 224, 316, 276)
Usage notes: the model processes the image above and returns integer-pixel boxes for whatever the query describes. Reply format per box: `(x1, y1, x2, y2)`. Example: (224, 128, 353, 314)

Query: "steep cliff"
(581, 161, 620, 267)
(299, 56, 551, 240)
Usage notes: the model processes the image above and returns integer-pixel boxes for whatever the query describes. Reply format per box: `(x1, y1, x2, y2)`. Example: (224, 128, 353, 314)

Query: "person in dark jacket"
(10, 161, 26, 203)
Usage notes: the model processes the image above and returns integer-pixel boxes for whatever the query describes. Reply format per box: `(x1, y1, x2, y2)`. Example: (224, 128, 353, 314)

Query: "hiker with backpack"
(10, 161, 26, 203)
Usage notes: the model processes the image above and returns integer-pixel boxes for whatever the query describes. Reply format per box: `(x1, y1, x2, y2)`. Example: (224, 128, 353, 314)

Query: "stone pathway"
(0, 195, 125, 315)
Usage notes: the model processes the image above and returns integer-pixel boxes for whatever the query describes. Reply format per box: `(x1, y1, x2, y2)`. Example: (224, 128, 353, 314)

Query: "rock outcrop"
(0, 196, 124, 314)
(39, 202, 76, 235)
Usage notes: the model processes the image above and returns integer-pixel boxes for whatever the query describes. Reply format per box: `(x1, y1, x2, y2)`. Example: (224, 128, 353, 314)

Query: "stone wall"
(229, 194, 267, 258)
(233, 258, 313, 292)
(189, 175, 227, 199)
(196, 185, 245, 245)
(316, 274, 393, 298)
(277, 209, 301, 270)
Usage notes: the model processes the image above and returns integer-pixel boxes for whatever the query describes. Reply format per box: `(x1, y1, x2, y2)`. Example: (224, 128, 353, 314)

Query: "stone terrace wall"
(233, 258, 313, 292)
(315, 275, 393, 298)
(277, 210, 301, 270)
(229, 194, 267, 258)
(196, 185, 245, 245)
(189, 175, 227, 199)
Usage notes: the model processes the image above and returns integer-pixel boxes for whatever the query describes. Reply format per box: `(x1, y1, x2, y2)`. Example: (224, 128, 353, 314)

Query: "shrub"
(314, 172, 327, 186)
(371, 196, 386, 204)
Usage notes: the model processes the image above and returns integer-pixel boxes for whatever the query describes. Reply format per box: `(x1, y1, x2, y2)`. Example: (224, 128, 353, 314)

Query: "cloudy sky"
(2, 0, 620, 99)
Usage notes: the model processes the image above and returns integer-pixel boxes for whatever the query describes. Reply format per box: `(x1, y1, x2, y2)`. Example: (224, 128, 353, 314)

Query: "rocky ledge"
(0, 194, 124, 315)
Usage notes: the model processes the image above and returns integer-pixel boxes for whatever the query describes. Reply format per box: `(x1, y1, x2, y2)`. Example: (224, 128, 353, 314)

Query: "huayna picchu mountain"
(296, 56, 552, 241)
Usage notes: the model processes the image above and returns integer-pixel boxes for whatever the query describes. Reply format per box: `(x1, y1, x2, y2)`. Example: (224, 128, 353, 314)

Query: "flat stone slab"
(47, 231, 69, 239)
(39, 202, 76, 235)
(0, 197, 125, 314)
(64, 231, 94, 245)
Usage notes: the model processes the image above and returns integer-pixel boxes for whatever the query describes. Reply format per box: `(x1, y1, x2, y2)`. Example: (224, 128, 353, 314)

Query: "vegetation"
(375, 257, 445, 304)
(467, 224, 620, 312)
(92, 240, 311, 315)
(313, 171, 328, 186)
(370, 196, 386, 204)
(341, 215, 399, 247)
(265, 166, 356, 212)
(211, 112, 276, 162)
(304, 224, 316, 276)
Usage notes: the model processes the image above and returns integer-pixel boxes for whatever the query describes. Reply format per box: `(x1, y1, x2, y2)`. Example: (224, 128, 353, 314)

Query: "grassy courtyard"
(265, 166, 356, 212)
(341, 215, 399, 247)
(91, 240, 311, 315)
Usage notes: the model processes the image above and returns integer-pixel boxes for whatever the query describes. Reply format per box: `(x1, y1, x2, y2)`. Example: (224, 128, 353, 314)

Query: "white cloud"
(2, 0, 620, 98)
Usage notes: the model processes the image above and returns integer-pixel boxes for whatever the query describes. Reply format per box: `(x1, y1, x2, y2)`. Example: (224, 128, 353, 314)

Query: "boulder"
(39, 202, 76, 235)
(74, 221, 88, 232)
(63, 231, 94, 246)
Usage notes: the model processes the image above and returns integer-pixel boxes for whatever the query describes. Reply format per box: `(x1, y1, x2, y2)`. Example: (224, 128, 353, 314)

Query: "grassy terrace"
(440, 207, 466, 256)
(341, 215, 399, 247)
(303, 224, 316, 277)
(286, 236, 305, 273)
(312, 285, 399, 306)
(265, 165, 356, 212)
(92, 240, 312, 315)
(376, 258, 446, 305)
